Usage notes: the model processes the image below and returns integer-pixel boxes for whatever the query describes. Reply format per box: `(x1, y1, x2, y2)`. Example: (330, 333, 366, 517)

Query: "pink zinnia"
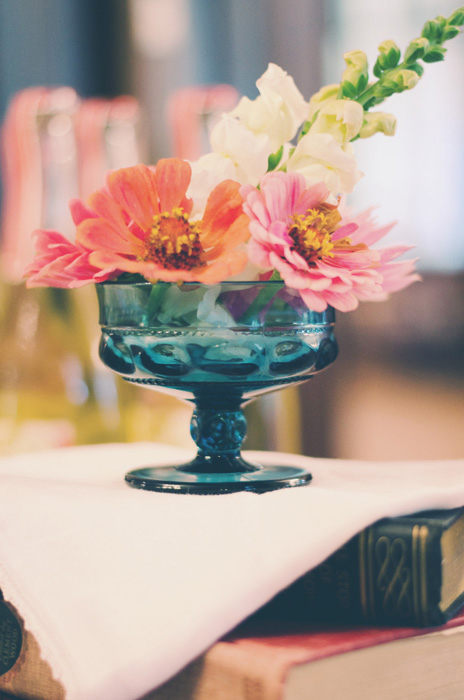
(25, 159, 251, 288)
(241, 171, 419, 312)
(25, 200, 118, 288)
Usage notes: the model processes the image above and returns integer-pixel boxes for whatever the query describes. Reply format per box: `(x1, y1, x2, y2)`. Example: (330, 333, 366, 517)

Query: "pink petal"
(248, 238, 273, 269)
(87, 189, 133, 237)
(323, 290, 359, 312)
(262, 172, 301, 222)
(380, 262, 421, 293)
(378, 244, 416, 263)
(76, 217, 145, 256)
(243, 191, 271, 228)
(25, 230, 117, 288)
(107, 164, 160, 230)
(332, 222, 358, 241)
(69, 198, 98, 225)
(299, 288, 328, 312)
(294, 181, 330, 215)
(154, 158, 192, 213)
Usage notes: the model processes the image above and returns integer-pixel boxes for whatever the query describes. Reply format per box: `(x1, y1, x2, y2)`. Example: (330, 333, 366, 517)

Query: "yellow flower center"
(144, 207, 203, 270)
(288, 205, 342, 265)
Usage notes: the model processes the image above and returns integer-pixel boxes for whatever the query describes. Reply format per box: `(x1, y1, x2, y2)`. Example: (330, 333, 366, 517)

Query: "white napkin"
(1, 442, 464, 700)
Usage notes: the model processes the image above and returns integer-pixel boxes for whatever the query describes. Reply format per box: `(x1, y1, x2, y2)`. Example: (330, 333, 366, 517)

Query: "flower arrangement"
(25, 7, 464, 314)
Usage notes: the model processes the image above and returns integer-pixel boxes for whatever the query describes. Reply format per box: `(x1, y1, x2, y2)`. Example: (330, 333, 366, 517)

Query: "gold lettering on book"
(374, 536, 413, 618)
(419, 525, 430, 624)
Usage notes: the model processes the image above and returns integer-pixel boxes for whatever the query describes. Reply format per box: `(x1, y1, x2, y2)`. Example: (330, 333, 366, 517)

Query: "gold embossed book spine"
(264, 508, 464, 628)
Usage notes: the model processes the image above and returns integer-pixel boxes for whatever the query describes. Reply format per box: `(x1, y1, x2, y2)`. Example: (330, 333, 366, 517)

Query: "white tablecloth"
(1, 442, 464, 700)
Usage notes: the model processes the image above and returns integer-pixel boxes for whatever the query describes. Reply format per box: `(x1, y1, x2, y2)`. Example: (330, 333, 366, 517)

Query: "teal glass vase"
(96, 281, 338, 494)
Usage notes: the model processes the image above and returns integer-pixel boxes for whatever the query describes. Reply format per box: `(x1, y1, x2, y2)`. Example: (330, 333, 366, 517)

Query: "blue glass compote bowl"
(96, 281, 338, 494)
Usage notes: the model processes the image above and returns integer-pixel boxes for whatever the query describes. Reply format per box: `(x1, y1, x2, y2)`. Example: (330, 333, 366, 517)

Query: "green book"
(267, 507, 464, 628)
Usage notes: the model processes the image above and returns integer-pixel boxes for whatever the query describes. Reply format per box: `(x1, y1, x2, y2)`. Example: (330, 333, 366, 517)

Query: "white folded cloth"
(1, 442, 464, 700)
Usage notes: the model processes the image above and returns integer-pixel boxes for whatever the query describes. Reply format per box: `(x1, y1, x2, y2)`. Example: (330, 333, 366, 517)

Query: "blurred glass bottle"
(74, 95, 193, 449)
(0, 88, 123, 453)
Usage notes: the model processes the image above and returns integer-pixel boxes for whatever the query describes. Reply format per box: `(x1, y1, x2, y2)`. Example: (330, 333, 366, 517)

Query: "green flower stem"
(238, 277, 282, 325)
(147, 282, 168, 321)
(356, 7, 464, 110)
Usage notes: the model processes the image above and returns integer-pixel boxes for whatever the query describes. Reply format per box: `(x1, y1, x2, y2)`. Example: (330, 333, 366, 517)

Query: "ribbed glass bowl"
(97, 281, 338, 494)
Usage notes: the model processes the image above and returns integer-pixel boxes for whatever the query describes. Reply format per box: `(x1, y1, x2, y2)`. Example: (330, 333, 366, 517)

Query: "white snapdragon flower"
(188, 152, 237, 219)
(230, 63, 308, 152)
(287, 132, 363, 196)
(309, 99, 364, 145)
(188, 116, 271, 217)
(209, 115, 271, 181)
(307, 84, 340, 121)
(359, 111, 397, 138)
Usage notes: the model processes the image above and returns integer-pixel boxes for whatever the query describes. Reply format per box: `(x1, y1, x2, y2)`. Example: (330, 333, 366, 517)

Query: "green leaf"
(386, 47, 401, 68)
(238, 283, 281, 324)
(404, 38, 429, 63)
(449, 8, 464, 26)
(443, 26, 461, 40)
(362, 97, 378, 110)
(298, 111, 320, 139)
(267, 145, 284, 171)
(340, 80, 358, 99)
(357, 73, 368, 93)
(111, 272, 146, 284)
(422, 19, 440, 41)
(423, 46, 447, 62)
(408, 62, 424, 77)
(377, 52, 390, 70)
(373, 60, 383, 78)
(147, 282, 169, 320)
(404, 46, 425, 63)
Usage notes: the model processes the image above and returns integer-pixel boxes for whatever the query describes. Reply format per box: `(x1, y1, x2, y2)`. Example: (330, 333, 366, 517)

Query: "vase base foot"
(125, 464, 312, 494)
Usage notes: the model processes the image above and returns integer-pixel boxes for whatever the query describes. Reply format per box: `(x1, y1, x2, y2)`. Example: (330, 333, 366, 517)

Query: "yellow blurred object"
(0, 283, 123, 454)
(116, 380, 192, 449)
(0, 86, 194, 454)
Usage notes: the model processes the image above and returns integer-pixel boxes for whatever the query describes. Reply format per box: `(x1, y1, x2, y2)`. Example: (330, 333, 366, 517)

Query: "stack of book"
(1, 507, 464, 700)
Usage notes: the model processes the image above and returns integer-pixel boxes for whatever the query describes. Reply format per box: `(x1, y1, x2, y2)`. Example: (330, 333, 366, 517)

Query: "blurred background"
(0, 0, 463, 460)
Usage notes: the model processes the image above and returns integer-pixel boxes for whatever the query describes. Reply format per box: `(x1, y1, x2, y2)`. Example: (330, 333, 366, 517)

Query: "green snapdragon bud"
(422, 19, 443, 42)
(449, 8, 464, 25)
(443, 25, 461, 39)
(390, 68, 421, 90)
(404, 37, 430, 62)
(372, 68, 420, 100)
(423, 45, 447, 62)
(376, 40, 401, 72)
(298, 5, 464, 145)
(341, 50, 369, 95)
(374, 40, 401, 78)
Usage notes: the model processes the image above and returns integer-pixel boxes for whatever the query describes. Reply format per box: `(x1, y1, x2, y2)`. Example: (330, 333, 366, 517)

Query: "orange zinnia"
(76, 159, 251, 283)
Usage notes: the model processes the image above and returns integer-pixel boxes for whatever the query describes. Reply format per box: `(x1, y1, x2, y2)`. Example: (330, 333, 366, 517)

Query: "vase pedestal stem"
(125, 402, 313, 494)
(186, 405, 257, 474)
